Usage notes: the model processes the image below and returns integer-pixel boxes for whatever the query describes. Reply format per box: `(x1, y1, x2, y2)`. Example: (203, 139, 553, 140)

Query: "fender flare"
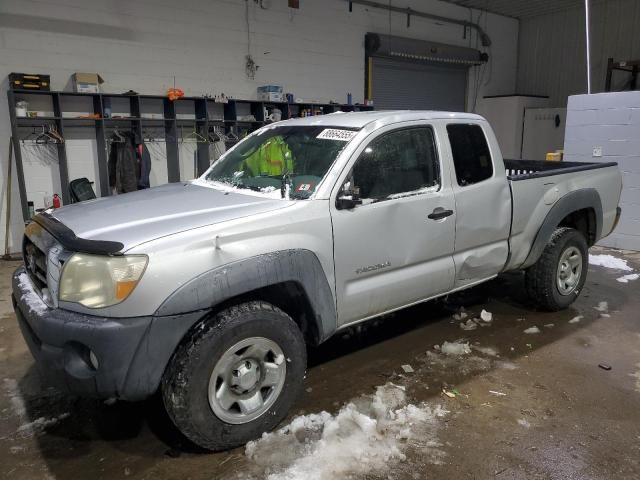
(155, 249, 337, 341)
(521, 188, 602, 269)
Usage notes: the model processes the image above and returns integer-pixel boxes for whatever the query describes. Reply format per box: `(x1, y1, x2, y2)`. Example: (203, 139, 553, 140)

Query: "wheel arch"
(521, 189, 602, 269)
(155, 249, 337, 345)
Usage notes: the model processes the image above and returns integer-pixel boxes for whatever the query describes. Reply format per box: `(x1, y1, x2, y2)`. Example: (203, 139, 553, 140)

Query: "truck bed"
(504, 159, 618, 181)
(503, 159, 621, 272)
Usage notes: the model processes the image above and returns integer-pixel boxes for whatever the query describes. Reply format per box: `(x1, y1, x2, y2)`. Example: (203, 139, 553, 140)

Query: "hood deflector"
(33, 212, 124, 255)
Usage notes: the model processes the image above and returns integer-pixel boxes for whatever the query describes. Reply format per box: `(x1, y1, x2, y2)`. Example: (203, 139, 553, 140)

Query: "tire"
(525, 227, 588, 311)
(161, 301, 306, 451)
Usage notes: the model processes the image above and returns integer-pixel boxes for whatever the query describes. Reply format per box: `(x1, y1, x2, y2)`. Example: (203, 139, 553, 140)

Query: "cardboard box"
(72, 72, 104, 93)
(257, 84, 283, 102)
(258, 92, 284, 102)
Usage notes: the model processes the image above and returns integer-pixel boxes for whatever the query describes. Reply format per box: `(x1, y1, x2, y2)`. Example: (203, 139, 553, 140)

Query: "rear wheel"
(525, 227, 588, 311)
(161, 301, 306, 451)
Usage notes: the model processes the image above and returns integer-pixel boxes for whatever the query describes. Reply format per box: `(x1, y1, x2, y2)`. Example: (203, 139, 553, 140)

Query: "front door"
(331, 124, 456, 325)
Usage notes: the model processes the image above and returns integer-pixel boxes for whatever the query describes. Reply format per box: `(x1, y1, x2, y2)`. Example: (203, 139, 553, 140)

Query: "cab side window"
(446, 124, 493, 186)
(351, 127, 440, 203)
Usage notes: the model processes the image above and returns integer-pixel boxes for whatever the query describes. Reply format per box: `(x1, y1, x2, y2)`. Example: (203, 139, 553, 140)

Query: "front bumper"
(12, 266, 205, 401)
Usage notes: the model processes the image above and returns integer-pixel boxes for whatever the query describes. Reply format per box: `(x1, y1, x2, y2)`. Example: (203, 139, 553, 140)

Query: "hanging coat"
(137, 143, 151, 189)
(108, 132, 139, 193)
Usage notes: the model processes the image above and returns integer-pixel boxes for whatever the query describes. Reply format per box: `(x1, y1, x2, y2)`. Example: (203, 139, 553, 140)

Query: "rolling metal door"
(371, 57, 467, 111)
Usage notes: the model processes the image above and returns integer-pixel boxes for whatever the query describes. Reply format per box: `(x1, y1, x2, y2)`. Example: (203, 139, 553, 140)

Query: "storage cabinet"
(7, 89, 373, 221)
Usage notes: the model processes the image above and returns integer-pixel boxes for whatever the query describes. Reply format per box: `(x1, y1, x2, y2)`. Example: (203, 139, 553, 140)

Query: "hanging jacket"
(137, 143, 151, 189)
(241, 136, 294, 176)
(108, 132, 139, 193)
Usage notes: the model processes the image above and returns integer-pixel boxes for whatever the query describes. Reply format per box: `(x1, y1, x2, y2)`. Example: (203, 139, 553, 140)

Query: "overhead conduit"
(345, 0, 492, 47)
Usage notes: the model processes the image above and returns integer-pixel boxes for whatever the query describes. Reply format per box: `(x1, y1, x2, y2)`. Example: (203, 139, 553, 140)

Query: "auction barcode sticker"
(316, 129, 357, 141)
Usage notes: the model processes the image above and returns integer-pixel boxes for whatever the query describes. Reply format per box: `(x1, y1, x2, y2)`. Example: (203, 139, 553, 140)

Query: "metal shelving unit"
(7, 89, 373, 221)
(605, 57, 639, 92)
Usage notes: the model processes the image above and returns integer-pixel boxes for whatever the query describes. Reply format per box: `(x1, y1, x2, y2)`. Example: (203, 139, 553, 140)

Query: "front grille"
(23, 235, 48, 292)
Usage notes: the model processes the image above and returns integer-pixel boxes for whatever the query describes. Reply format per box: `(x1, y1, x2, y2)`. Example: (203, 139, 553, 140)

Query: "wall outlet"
(592, 146, 603, 157)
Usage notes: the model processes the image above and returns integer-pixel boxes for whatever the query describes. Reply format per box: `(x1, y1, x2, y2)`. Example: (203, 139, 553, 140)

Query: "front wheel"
(525, 227, 588, 311)
(161, 301, 306, 451)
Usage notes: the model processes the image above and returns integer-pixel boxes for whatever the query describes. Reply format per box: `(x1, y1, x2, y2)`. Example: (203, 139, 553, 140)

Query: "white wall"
(564, 91, 640, 251)
(517, 0, 640, 107)
(0, 0, 518, 253)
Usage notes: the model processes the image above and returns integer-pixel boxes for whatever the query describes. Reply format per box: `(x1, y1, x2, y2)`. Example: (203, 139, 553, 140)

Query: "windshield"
(202, 125, 358, 199)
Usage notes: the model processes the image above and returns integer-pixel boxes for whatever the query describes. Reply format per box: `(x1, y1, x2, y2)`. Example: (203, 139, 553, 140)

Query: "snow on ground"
(243, 383, 448, 480)
(3, 378, 27, 420)
(480, 310, 493, 322)
(495, 360, 519, 370)
(568, 315, 583, 324)
(440, 341, 471, 355)
(589, 254, 633, 271)
(459, 319, 478, 331)
(617, 274, 640, 284)
(517, 418, 531, 428)
(594, 301, 609, 313)
(630, 364, 640, 393)
(471, 346, 498, 357)
(452, 311, 468, 321)
(16, 413, 70, 437)
(524, 326, 541, 334)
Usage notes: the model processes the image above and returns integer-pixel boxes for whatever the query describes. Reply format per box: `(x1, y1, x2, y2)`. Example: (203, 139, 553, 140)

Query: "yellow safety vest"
(242, 136, 294, 176)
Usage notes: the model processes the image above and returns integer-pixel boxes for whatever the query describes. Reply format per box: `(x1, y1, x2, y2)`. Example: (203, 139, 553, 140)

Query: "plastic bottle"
(52, 194, 61, 209)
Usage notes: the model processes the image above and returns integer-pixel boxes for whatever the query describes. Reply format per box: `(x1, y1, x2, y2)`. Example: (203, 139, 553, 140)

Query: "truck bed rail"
(504, 159, 618, 181)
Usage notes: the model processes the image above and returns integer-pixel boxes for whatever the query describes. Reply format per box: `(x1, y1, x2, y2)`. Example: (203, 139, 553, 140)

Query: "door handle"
(428, 207, 454, 220)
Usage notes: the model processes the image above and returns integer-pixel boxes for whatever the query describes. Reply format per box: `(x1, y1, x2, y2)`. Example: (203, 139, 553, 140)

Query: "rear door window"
(446, 124, 493, 186)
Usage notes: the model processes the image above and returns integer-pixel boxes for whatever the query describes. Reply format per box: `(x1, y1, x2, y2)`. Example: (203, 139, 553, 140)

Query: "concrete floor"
(1, 247, 640, 480)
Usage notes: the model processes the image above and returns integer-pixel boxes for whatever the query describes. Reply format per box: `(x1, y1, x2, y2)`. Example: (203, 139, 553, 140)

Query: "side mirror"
(336, 187, 362, 210)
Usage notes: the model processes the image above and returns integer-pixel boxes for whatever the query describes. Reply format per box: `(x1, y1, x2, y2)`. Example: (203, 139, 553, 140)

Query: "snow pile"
(524, 326, 541, 334)
(16, 272, 48, 315)
(617, 274, 640, 284)
(452, 311, 468, 321)
(589, 254, 633, 271)
(480, 310, 493, 322)
(568, 315, 583, 324)
(440, 341, 471, 355)
(244, 384, 448, 480)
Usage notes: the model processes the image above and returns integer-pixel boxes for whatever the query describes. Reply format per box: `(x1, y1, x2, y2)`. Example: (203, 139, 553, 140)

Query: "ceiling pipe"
(345, 0, 492, 47)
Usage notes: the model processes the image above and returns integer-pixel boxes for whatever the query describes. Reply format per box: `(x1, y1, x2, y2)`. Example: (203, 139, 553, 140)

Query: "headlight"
(59, 254, 148, 308)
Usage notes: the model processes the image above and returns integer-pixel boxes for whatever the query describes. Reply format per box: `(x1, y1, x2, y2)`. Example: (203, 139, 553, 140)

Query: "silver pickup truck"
(13, 111, 622, 450)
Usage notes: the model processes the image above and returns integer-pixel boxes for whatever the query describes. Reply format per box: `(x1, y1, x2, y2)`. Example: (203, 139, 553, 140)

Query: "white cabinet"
(475, 95, 549, 159)
(522, 108, 566, 160)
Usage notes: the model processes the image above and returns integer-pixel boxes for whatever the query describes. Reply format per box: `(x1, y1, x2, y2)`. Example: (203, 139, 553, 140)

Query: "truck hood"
(50, 182, 290, 251)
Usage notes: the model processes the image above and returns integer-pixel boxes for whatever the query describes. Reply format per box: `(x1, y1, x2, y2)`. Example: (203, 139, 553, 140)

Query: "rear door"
(331, 123, 456, 325)
(444, 122, 511, 287)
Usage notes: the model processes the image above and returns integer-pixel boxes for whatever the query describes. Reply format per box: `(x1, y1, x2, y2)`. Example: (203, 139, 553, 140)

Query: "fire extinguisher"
(52, 193, 61, 209)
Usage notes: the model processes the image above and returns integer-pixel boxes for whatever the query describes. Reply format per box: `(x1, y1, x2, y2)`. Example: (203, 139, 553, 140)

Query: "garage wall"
(0, 0, 518, 254)
(564, 91, 640, 251)
(517, 0, 640, 107)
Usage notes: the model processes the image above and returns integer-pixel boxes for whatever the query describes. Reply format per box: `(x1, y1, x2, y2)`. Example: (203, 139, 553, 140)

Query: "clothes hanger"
(181, 127, 208, 144)
(47, 125, 64, 143)
(226, 126, 239, 142)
